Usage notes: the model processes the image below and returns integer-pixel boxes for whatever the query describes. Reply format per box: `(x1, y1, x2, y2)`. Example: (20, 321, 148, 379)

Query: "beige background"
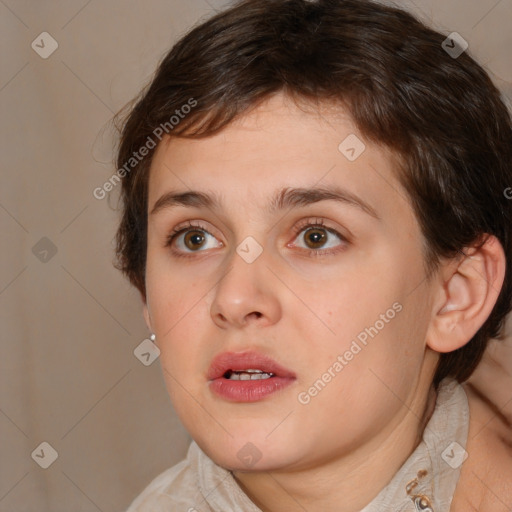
(0, 0, 511, 511)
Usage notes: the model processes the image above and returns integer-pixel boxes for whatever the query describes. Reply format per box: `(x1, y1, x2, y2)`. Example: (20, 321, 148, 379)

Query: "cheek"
(293, 262, 400, 345)
(305, 263, 427, 381)
(145, 276, 207, 371)
(146, 248, 207, 324)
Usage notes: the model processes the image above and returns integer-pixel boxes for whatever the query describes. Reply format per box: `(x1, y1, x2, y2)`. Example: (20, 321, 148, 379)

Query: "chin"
(197, 431, 300, 472)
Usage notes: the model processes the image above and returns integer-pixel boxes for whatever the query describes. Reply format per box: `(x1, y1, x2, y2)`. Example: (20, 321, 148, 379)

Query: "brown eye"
(303, 227, 328, 249)
(291, 220, 347, 256)
(183, 230, 206, 250)
(166, 222, 223, 257)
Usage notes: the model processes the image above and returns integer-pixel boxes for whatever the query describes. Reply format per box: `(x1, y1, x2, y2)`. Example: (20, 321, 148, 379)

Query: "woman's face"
(144, 92, 439, 471)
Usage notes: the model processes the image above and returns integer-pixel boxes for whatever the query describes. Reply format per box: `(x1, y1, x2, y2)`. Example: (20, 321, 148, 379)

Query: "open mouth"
(223, 369, 275, 380)
(208, 351, 296, 402)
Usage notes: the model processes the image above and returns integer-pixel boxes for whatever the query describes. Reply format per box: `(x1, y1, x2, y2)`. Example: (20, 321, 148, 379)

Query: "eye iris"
(304, 228, 326, 249)
(184, 230, 205, 250)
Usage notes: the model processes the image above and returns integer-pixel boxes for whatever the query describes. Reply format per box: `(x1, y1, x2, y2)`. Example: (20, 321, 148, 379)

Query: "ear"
(426, 235, 506, 353)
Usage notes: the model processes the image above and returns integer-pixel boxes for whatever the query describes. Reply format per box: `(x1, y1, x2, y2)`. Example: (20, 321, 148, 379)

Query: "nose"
(209, 244, 282, 329)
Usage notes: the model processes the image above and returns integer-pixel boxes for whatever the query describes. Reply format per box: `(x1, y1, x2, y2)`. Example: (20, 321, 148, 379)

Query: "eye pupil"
(184, 230, 205, 249)
(305, 228, 326, 248)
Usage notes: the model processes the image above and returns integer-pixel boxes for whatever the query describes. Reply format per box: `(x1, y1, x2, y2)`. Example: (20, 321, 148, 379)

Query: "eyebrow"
(150, 185, 380, 220)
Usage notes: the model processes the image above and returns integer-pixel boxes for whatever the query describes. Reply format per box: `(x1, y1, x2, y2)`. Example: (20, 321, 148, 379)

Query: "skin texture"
(142, 91, 508, 512)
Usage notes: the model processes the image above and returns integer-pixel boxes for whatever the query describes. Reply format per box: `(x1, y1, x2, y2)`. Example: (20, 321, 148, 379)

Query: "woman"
(113, 0, 512, 509)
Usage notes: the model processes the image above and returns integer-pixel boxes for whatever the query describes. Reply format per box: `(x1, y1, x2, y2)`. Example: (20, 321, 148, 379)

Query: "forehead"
(147, 92, 410, 224)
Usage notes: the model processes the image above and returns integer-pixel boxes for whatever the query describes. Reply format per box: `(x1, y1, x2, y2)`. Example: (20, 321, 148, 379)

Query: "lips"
(207, 351, 296, 380)
(207, 350, 296, 402)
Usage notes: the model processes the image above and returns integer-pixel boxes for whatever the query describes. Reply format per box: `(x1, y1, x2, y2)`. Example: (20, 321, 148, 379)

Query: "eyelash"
(165, 218, 348, 259)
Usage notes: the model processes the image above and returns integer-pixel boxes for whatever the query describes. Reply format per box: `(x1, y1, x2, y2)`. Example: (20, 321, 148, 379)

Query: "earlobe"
(426, 235, 506, 354)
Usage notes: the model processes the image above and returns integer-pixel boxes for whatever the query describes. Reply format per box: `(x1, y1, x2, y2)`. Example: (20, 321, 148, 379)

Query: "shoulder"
(450, 382, 512, 512)
(125, 443, 208, 512)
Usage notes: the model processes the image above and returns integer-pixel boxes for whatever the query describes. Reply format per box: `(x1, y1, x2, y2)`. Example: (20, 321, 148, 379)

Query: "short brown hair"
(113, 0, 512, 388)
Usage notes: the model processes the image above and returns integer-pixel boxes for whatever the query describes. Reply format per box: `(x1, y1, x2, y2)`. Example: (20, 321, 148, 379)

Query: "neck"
(232, 372, 439, 512)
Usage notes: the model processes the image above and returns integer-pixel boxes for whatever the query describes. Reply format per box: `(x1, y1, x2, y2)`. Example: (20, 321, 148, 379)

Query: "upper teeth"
(226, 369, 274, 380)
